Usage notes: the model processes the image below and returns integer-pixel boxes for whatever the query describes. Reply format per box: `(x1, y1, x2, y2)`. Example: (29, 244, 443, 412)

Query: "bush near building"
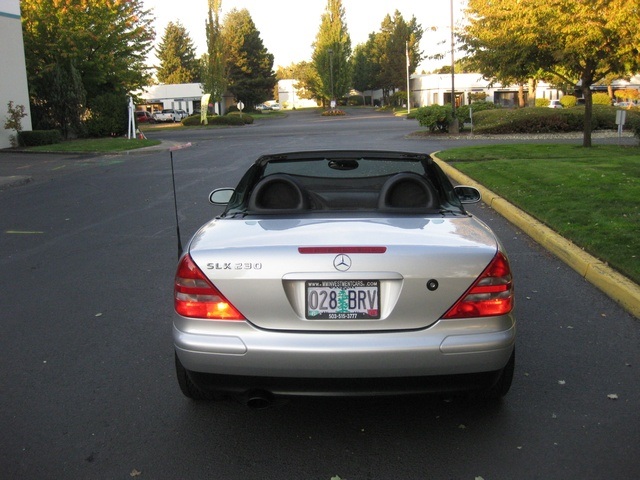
(414, 103, 640, 137)
(18, 130, 62, 146)
(593, 92, 613, 105)
(414, 101, 499, 132)
(472, 105, 638, 134)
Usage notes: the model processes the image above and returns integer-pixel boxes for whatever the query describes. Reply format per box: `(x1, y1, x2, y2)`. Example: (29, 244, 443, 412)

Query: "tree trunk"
(518, 84, 525, 107)
(528, 78, 538, 107)
(582, 76, 593, 148)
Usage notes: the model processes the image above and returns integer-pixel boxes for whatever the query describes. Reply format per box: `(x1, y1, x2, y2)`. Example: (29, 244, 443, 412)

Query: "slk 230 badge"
(206, 262, 263, 270)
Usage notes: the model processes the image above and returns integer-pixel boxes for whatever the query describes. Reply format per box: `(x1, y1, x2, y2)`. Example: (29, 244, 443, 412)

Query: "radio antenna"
(169, 143, 192, 258)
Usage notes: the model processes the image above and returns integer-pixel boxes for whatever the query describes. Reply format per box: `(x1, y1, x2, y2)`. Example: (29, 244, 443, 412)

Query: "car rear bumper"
(173, 315, 516, 395)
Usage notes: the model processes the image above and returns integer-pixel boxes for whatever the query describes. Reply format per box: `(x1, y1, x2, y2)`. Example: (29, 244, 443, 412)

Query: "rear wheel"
(175, 352, 214, 400)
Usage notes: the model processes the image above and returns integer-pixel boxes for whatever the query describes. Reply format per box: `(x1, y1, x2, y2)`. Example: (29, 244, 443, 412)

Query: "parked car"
(153, 109, 182, 122)
(135, 111, 156, 124)
(173, 150, 516, 407)
(548, 100, 563, 109)
(176, 109, 189, 119)
(269, 103, 281, 111)
(255, 104, 271, 111)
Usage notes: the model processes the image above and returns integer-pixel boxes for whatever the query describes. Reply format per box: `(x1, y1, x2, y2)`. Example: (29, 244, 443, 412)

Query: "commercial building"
(0, 0, 32, 149)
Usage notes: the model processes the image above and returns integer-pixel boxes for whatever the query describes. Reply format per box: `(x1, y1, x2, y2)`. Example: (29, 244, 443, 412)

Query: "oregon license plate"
(305, 280, 380, 320)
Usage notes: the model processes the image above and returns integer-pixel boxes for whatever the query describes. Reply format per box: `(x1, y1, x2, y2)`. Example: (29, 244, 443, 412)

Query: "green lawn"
(437, 144, 640, 285)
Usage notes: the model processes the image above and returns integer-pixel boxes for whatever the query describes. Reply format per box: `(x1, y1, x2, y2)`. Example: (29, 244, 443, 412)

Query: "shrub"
(535, 98, 550, 107)
(414, 105, 453, 132)
(4, 101, 28, 147)
(85, 93, 128, 137)
(592, 92, 612, 105)
(458, 101, 499, 123)
(561, 95, 577, 108)
(389, 90, 407, 107)
(18, 130, 62, 146)
(347, 95, 364, 106)
(631, 116, 640, 142)
(471, 105, 633, 134)
(473, 108, 577, 134)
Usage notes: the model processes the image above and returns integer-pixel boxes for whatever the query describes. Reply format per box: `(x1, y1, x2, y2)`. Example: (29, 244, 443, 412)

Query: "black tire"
(483, 348, 515, 399)
(174, 352, 213, 400)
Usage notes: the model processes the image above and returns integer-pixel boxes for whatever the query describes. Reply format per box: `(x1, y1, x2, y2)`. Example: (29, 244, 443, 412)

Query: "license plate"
(305, 280, 380, 320)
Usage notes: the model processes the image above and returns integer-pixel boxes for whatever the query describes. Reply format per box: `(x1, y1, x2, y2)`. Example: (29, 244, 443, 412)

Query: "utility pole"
(449, 0, 459, 134)
(406, 41, 411, 114)
(329, 49, 335, 109)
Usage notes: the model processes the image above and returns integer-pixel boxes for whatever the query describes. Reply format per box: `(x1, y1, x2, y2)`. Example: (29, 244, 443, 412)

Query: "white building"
(0, 0, 32, 148)
(135, 83, 238, 115)
(410, 73, 564, 109)
(277, 79, 319, 109)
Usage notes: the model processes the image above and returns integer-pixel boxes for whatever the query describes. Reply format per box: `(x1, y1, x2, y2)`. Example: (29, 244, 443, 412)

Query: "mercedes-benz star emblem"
(333, 254, 352, 272)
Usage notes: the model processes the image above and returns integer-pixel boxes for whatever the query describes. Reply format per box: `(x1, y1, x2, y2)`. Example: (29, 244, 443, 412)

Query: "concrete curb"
(432, 154, 640, 319)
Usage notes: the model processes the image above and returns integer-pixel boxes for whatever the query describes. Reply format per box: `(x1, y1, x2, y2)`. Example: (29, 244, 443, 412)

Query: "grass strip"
(437, 144, 640, 284)
(27, 137, 161, 153)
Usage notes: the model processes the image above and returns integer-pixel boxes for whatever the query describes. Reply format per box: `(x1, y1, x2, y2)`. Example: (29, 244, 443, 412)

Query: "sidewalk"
(0, 140, 181, 190)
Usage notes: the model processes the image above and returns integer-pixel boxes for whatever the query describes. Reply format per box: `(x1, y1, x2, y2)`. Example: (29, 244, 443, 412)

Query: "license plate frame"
(305, 280, 380, 320)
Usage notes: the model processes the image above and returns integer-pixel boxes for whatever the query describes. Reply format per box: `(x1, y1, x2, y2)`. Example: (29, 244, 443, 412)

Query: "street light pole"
(328, 48, 335, 109)
(449, 0, 459, 134)
(406, 41, 411, 114)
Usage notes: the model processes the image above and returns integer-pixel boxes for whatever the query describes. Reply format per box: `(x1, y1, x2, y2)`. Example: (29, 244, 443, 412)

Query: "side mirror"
(454, 185, 481, 204)
(209, 188, 235, 205)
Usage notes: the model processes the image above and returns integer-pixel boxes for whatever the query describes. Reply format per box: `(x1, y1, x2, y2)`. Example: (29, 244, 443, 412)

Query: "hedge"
(18, 130, 62, 146)
(471, 105, 637, 134)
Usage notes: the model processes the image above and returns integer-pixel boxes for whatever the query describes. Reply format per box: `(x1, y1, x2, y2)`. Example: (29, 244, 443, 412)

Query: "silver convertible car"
(173, 150, 516, 407)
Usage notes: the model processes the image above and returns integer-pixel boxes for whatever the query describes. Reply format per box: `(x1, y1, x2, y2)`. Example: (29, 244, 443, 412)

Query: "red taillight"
(174, 254, 246, 320)
(443, 252, 514, 319)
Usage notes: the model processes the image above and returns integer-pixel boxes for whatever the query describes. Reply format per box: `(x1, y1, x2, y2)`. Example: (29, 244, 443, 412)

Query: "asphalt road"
(1, 108, 638, 479)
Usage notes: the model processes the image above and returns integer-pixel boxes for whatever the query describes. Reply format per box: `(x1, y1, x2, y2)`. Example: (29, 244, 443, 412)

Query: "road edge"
(432, 153, 640, 319)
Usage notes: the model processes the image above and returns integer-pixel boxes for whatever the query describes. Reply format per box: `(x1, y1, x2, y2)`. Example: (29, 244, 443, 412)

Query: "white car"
(153, 109, 182, 122)
(173, 150, 516, 407)
(548, 100, 563, 109)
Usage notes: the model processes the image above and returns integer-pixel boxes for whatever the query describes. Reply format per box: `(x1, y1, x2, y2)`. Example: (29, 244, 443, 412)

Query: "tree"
(156, 22, 200, 84)
(351, 41, 377, 104)
(21, 0, 154, 136)
(311, 0, 352, 105)
(276, 62, 318, 102)
(460, 1, 553, 108)
(203, 0, 227, 111)
(461, 0, 640, 147)
(222, 8, 276, 108)
(374, 11, 423, 103)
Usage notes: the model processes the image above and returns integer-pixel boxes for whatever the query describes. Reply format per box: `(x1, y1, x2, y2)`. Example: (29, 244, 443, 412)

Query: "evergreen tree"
(222, 9, 276, 108)
(372, 11, 423, 104)
(156, 21, 200, 84)
(311, 0, 352, 105)
(351, 40, 377, 104)
(203, 0, 227, 109)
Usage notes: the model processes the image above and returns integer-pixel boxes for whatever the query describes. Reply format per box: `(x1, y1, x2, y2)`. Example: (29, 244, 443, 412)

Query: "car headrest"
(378, 173, 439, 211)
(248, 174, 309, 213)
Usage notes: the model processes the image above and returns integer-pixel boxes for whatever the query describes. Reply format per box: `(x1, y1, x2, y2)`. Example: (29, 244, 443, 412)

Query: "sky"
(145, 0, 466, 73)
